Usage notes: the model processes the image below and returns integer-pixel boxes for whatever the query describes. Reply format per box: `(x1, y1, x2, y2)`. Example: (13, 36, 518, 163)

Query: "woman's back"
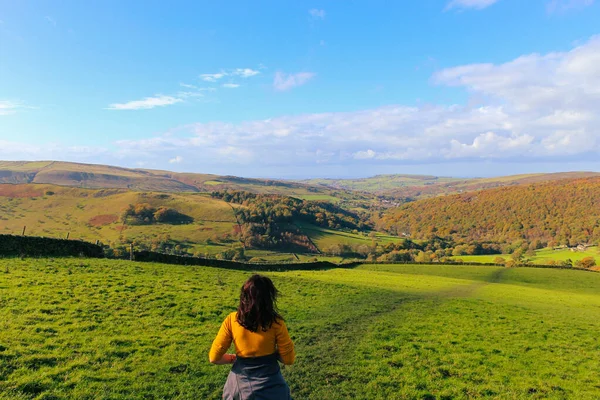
(209, 275, 295, 399)
(209, 311, 295, 364)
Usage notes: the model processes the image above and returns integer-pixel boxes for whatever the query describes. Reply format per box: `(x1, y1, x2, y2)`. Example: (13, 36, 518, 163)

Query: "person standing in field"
(209, 274, 295, 399)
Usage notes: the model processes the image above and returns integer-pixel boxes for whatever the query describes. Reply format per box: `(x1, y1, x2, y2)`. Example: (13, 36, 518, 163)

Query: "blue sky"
(1, 0, 600, 178)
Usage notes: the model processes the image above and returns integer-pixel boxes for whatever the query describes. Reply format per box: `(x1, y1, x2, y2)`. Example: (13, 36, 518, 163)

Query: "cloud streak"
(200, 68, 260, 82)
(309, 9, 326, 19)
(106, 95, 182, 110)
(546, 0, 595, 13)
(273, 71, 315, 91)
(445, 0, 500, 10)
(0, 100, 29, 115)
(108, 66, 260, 110)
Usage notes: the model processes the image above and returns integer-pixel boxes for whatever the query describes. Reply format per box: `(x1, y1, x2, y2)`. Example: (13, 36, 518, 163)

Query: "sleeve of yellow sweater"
(209, 313, 233, 363)
(275, 320, 296, 365)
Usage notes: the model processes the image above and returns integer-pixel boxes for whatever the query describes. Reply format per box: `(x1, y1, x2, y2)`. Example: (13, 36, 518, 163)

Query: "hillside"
(0, 161, 366, 202)
(0, 184, 389, 258)
(4, 161, 598, 204)
(301, 172, 600, 200)
(0, 184, 239, 256)
(377, 177, 600, 246)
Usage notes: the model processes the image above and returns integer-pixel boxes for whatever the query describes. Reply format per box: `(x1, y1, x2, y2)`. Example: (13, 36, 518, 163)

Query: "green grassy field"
(296, 222, 403, 251)
(1, 259, 599, 399)
(452, 246, 599, 265)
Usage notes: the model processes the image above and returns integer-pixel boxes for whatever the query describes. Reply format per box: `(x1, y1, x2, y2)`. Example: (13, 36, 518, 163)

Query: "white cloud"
(107, 95, 182, 110)
(354, 150, 376, 160)
(8, 36, 600, 176)
(108, 36, 600, 169)
(0, 100, 21, 116)
(445, 0, 500, 10)
(232, 68, 260, 78)
(200, 68, 260, 82)
(200, 72, 226, 82)
(222, 83, 240, 88)
(179, 82, 197, 89)
(273, 71, 315, 91)
(547, 0, 594, 13)
(169, 156, 183, 163)
(0, 100, 32, 115)
(309, 9, 326, 19)
(0, 139, 107, 160)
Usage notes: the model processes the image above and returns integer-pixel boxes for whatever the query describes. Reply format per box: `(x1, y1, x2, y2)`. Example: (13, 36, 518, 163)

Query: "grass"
(0, 184, 381, 259)
(296, 222, 403, 251)
(290, 194, 341, 202)
(298, 175, 464, 192)
(452, 246, 599, 265)
(0, 185, 239, 251)
(1, 259, 599, 399)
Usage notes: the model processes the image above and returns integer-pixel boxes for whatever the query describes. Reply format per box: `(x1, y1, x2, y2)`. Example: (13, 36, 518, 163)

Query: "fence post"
(66, 232, 70, 240)
(22, 226, 26, 236)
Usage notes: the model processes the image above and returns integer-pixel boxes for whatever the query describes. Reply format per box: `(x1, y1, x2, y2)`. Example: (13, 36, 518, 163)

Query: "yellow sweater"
(209, 312, 295, 365)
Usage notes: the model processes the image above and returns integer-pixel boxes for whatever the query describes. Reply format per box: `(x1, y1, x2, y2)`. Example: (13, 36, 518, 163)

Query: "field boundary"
(340, 260, 600, 273)
(0, 234, 104, 258)
(133, 250, 339, 271)
(1, 233, 598, 274)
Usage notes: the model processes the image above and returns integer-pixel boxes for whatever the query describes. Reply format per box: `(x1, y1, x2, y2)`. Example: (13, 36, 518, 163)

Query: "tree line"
(211, 191, 370, 252)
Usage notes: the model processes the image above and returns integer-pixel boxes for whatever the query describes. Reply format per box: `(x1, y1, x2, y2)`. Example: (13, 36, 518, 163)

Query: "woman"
(209, 274, 295, 399)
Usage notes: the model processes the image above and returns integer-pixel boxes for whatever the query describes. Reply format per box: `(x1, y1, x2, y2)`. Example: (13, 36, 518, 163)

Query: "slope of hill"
(0, 184, 387, 258)
(0, 183, 238, 255)
(0, 161, 366, 202)
(300, 171, 600, 200)
(377, 177, 600, 246)
(299, 174, 464, 192)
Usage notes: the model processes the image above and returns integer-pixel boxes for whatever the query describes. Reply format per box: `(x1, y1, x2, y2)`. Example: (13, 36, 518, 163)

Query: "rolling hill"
(0, 161, 365, 202)
(377, 177, 600, 246)
(3, 161, 598, 204)
(0, 183, 391, 258)
(0, 183, 239, 256)
(300, 171, 600, 200)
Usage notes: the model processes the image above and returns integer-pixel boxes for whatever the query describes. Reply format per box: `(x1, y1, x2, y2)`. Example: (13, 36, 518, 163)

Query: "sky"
(1, 0, 600, 179)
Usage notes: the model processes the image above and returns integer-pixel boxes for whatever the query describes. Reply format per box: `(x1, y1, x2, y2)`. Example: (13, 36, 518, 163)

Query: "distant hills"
(2, 160, 600, 259)
(1, 160, 598, 202)
(0, 161, 356, 199)
(300, 172, 600, 199)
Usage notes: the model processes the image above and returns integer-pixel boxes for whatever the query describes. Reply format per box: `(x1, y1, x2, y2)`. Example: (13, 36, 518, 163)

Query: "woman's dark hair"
(237, 274, 283, 332)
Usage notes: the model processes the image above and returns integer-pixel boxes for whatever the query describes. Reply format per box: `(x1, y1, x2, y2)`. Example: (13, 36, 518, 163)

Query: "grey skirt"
(223, 353, 292, 400)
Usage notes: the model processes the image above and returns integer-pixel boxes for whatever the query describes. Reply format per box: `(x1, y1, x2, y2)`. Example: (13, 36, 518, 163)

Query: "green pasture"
(290, 194, 341, 202)
(452, 246, 599, 265)
(296, 222, 403, 251)
(1, 259, 599, 399)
